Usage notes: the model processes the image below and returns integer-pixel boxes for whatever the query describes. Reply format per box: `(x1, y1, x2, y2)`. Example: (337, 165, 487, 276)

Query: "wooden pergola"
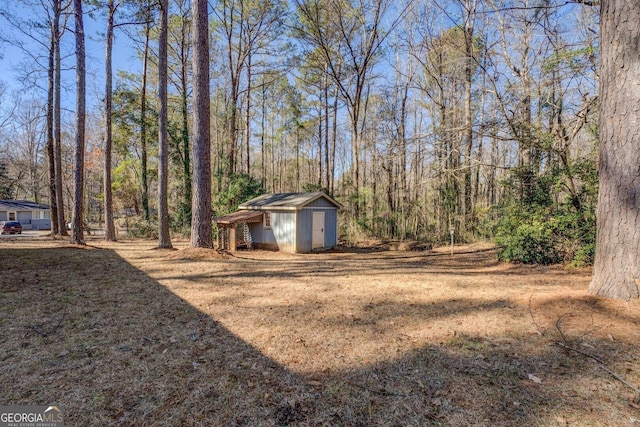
(213, 210, 264, 252)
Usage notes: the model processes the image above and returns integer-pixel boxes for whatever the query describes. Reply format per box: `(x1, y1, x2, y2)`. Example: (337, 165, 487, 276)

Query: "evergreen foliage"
(495, 160, 597, 266)
(213, 173, 264, 215)
(0, 161, 13, 200)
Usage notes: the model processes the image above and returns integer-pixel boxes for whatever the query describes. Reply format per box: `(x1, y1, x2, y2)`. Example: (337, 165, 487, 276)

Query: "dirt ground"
(1, 236, 639, 426)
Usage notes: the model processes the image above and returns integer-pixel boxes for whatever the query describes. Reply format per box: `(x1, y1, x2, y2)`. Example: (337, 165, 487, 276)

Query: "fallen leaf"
(528, 374, 542, 384)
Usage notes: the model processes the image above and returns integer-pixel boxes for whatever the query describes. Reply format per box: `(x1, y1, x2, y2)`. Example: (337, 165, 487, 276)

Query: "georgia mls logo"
(0, 405, 64, 427)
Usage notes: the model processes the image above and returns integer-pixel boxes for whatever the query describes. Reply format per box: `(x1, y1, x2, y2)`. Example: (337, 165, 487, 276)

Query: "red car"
(1, 221, 23, 234)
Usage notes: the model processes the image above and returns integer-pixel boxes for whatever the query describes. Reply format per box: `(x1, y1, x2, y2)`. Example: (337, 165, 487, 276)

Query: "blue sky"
(0, 2, 139, 109)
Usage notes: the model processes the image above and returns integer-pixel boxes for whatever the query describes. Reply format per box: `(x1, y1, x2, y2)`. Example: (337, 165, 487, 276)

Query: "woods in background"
(0, 0, 599, 264)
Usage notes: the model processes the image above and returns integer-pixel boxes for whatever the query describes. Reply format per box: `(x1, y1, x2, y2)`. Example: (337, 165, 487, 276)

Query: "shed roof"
(213, 210, 264, 226)
(239, 192, 342, 211)
(0, 200, 50, 211)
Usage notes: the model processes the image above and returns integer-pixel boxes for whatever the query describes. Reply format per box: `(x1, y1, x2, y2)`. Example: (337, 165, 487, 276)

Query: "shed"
(214, 192, 341, 253)
(0, 200, 51, 230)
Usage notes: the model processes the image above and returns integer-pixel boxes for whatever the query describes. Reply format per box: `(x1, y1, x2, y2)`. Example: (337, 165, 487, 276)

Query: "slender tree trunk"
(351, 103, 361, 217)
(103, 0, 117, 241)
(190, 0, 212, 248)
(475, 41, 488, 214)
(589, 0, 640, 300)
(331, 85, 338, 195)
(140, 22, 150, 221)
(71, 0, 86, 245)
(157, 0, 172, 248)
(463, 1, 475, 232)
(261, 77, 266, 188)
(324, 70, 330, 192)
(318, 108, 322, 187)
(245, 53, 252, 174)
(47, 25, 59, 234)
(54, 0, 66, 236)
(180, 40, 191, 227)
(295, 129, 300, 192)
(397, 58, 410, 238)
(271, 112, 276, 192)
(399, 83, 408, 212)
(519, 21, 534, 203)
(228, 84, 238, 177)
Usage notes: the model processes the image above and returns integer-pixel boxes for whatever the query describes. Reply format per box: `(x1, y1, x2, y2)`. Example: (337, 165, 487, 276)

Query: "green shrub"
(571, 242, 596, 267)
(126, 219, 158, 239)
(213, 173, 264, 214)
(495, 204, 595, 265)
(496, 220, 560, 264)
(494, 163, 597, 266)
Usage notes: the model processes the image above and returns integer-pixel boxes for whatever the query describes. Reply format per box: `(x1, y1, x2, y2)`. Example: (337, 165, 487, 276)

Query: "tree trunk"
(190, 0, 212, 248)
(351, 99, 361, 218)
(295, 128, 300, 192)
(46, 23, 59, 234)
(54, 0, 67, 236)
(324, 70, 330, 192)
(331, 85, 338, 196)
(180, 29, 191, 228)
(261, 77, 266, 188)
(245, 53, 252, 174)
(317, 107, 322, 188)
(71, 0, 86, 245)
(103, 0, 117, 241)
(463, 0, 475, 232)
(228, 84, 238, 178)
(140, 22, 150, 222)
(157, 0, 172, 248)
(589, 0, 640, 300)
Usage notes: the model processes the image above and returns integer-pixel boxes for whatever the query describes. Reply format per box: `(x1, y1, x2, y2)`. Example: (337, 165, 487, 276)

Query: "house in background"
(215, 192, 341, 253)
(0, 200, 51, 230)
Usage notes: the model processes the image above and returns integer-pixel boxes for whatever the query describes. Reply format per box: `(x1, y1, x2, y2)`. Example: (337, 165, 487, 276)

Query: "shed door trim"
(312, 211, 325, 249)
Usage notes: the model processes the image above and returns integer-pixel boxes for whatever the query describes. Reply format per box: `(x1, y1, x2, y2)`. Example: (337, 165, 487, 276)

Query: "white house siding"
(30, 219, 51, 230)
(16, 211, 32, 223)
(0, 202, 52, 230)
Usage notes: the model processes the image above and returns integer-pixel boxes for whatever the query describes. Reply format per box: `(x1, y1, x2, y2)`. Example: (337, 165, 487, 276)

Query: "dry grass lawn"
(1, 236, 639, 426)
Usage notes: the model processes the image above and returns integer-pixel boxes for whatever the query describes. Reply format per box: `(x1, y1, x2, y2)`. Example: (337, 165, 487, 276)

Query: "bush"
(495, 206, 595, 265)
(126, 219, 158, 239)
(571, 242, 595, 267)
(494, 164, 597, 266)
(213, 173, 264, 214)
(496, 220, 561, 264)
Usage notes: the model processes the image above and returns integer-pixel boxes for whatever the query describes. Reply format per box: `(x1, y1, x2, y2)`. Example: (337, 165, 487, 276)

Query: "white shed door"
(312, 211, 325, 249)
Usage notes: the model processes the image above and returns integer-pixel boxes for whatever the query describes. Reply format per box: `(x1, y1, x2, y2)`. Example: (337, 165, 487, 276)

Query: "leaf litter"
(1, 237, 639, 426)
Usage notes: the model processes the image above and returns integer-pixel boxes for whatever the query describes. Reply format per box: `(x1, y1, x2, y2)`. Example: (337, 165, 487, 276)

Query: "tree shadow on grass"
(0, 247, 306, 425)
(0, 246, 636, 426)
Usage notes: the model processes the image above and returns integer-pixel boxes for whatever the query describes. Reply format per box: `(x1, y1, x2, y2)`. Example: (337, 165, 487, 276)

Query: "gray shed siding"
(237, 193, 340, 253)
(296, 207, 338, 253)
(248, 210, 296, 252)
(305, 197, 337, 209)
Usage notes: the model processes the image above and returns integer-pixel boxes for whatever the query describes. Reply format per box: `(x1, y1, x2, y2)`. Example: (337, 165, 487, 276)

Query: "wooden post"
(450, 226, 455, 256)
(229, 224, 237, 252)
